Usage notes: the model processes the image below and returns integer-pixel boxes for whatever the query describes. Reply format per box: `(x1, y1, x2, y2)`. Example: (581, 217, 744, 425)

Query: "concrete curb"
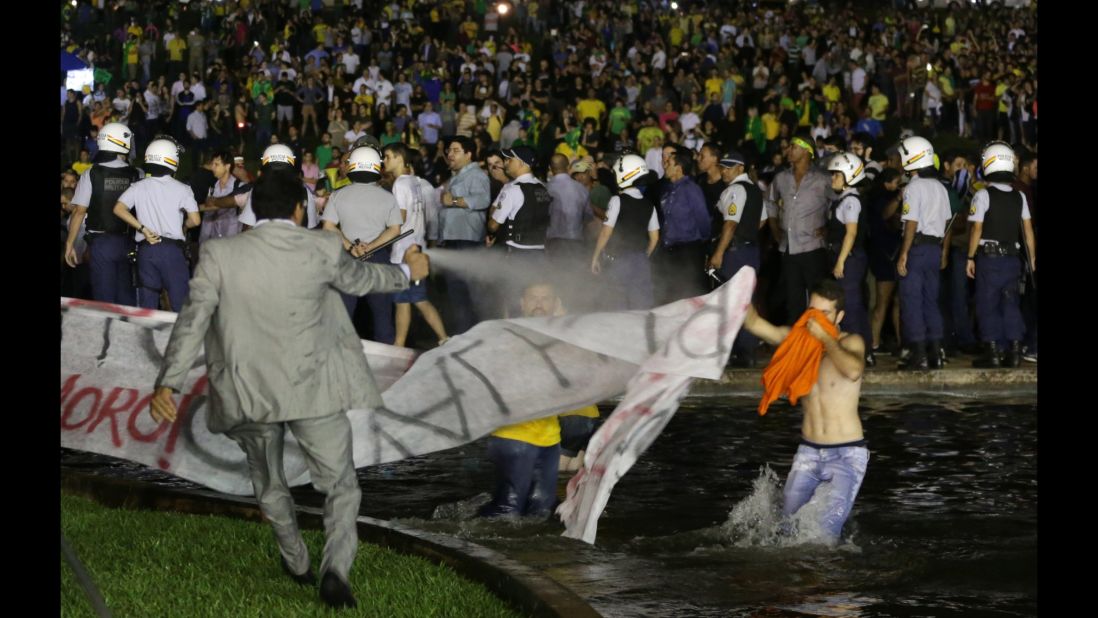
(61, 471, 600, 618)
(690, 366, 1038, 397)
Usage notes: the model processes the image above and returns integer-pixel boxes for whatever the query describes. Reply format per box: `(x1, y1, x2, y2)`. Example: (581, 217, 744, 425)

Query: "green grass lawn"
(61, 493, 523, 618)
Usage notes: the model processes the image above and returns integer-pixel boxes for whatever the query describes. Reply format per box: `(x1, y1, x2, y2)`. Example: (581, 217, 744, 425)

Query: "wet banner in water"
(60, 269, 752, 543)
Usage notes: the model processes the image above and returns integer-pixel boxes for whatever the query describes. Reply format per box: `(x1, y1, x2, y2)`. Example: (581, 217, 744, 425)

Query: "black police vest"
(982, 186, 1023, 246)
(827, 193, 867, 251)
(506, 181, 553, 246)
(607, 192, 655, 256)
(86, 165, 140, 234)
(731, 180, 764, 245)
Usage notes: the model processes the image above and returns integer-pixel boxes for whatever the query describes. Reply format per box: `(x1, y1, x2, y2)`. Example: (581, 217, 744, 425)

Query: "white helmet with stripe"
(144, 138, 181, 172)
(827, 152, 867, 186)
(614, 153, 648, 189)
(98, 122, 132, 155)
(261, 144, 296, 168)
(346, 145, 383, 174)
(980, 141, 1016, 177)
(898, 135, 935, 171)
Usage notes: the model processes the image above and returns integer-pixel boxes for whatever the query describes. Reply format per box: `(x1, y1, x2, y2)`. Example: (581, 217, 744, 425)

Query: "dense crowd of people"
(61, 0, 1037, 367)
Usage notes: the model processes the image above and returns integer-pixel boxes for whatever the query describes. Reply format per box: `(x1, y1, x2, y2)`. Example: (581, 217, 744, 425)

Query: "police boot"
(1005, 341, 1023, 368)
(899, 342, 928, 371)
(865, 351, 877, 368)
(927, 340, 945, 369)
(972, 342, 1002, 368)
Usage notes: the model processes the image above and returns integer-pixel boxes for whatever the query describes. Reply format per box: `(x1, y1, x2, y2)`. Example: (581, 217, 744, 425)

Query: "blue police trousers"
(899, 244, 944, 343)
(720, 244, 761, 357)
(974, 254, 1025, 345)
(136, 241, 190, 311)
(87, 233, 136, 306)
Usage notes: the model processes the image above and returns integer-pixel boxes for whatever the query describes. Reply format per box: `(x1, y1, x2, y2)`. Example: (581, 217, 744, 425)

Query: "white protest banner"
(61, 268, 753, 542)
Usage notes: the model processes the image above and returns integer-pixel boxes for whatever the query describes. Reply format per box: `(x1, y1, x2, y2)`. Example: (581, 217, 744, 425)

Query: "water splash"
(719, 465, 853, 548)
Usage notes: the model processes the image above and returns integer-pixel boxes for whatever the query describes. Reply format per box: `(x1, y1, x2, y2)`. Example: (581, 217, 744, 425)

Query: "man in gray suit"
(149, 171, 429, 609)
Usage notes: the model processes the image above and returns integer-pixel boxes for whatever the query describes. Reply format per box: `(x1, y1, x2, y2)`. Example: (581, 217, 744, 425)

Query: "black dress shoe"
(320, 571, 357, 609)
(281, 556, 316, 586)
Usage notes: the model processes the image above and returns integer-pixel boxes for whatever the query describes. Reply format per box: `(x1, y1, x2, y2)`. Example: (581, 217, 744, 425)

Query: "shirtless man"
(742, 278, 868, 543)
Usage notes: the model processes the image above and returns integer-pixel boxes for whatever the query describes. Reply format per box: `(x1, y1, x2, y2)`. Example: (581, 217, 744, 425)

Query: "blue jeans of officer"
(974, 254, 1024, 346)
(783, 442, 870, 542)
(720, 244, 760, 358)
(607, 250, 654, 310)
(441, 240, 482, 335)
(942, 246, 977, 347)
(831, 248, 872, 349)
(341, 247, 395, 345)
(136, 241, 190, 311)
(899, 244, 944, 344)
(478, 437, 561, 518)
(87, 233, 137, 306)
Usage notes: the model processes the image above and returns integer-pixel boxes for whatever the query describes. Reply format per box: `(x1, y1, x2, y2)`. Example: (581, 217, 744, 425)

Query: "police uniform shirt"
(490, 173, 547, 250)
(320, 182, 403, 244)
(967, 182, 1032, 248)
(117, 176, 198, 242)
(833, 188, 861, 227)
(238, 184, 318, 228)
(605, 188, 660, 231)
(389, 174, 428, 264)
(717, 173, 770, 225)
(900, 176, 952, 237)
(71, 159, 144, 209)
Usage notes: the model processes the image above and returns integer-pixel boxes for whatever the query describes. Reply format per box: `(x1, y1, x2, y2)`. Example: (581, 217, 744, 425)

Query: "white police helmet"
(980, 141, 1016, 177)
(346, 145, 383, 174)
(261, 144, 296, 168)
(614, 153, 648, 189)
(144, 138, 181, 172)
(827, 152, 867, 186)
(898, 135, 935, 171)
(98, 122, 133, 155)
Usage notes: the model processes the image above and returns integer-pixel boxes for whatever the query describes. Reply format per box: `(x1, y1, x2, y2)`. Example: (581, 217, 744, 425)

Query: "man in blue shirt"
(439, 136, 491, 334)
(655, 146, 712, 303)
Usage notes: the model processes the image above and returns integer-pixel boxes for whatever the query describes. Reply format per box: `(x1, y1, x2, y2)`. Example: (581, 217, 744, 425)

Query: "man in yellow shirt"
(479, 282, 569, 518)
(576, 88, 607, 130)
(867, 84, 889, 121)
(166, 30, 187, 78)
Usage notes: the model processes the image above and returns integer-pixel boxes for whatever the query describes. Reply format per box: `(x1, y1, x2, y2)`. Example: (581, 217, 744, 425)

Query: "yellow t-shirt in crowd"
(996, 83, 1009, 113)
(670, 26, 684, 47)
(71, 161, 93, 176)
(762, 113, 781, 140)
(822, 83, 841, 111)
(487, 115, 502, 142)
(576, 98, 606, 128)
(868, 93, 889, 121)
(167, 37, 187, 61)
(492, 417, 561, 447)
(705, 77, 723, 99)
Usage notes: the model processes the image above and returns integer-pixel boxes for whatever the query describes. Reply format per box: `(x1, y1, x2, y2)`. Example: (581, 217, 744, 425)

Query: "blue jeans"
(899, 243, 944, 343)
(941, 246, 977, 347)
(341, 248, 395, 344)
(607, 250, 654, 310)
(87, 233, 136, 306)
(974, 254, 1024, 346)
(136, 241, 190, 311)
(479, 437, 560, 518)
(440, 240, 482, 334)
(783, 443, 870, 542)
(720, 244, 761, 357)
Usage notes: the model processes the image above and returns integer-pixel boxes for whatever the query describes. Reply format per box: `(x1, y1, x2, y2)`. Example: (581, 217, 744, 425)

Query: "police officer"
(202, 145, 320, 230)
(965, 142, 1036, 368)
(826, 152, 874, 366)
(487, 146, 552, 265)
(64, 122, 142, 306)
(707, 151, 769, 367)
(895, 136, 953, 370)
(111, 138, 200, 311)
(321, 144, 403, 344)
(590, 154, 661, 310)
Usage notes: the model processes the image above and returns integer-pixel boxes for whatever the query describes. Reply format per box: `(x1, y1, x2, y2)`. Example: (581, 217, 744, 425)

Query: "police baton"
(354, 229, 416, 261)
(1018, 222, 1036, 292)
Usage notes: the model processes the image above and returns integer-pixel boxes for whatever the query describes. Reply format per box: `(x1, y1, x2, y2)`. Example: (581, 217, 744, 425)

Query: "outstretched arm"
(743, 305, 790, 346)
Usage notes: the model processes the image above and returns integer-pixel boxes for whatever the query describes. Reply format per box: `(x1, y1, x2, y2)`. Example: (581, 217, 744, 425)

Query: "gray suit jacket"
(156, 221, 409, 434)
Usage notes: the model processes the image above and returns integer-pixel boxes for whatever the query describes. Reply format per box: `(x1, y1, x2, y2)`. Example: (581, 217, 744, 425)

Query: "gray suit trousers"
(227, 413, 361, 582)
